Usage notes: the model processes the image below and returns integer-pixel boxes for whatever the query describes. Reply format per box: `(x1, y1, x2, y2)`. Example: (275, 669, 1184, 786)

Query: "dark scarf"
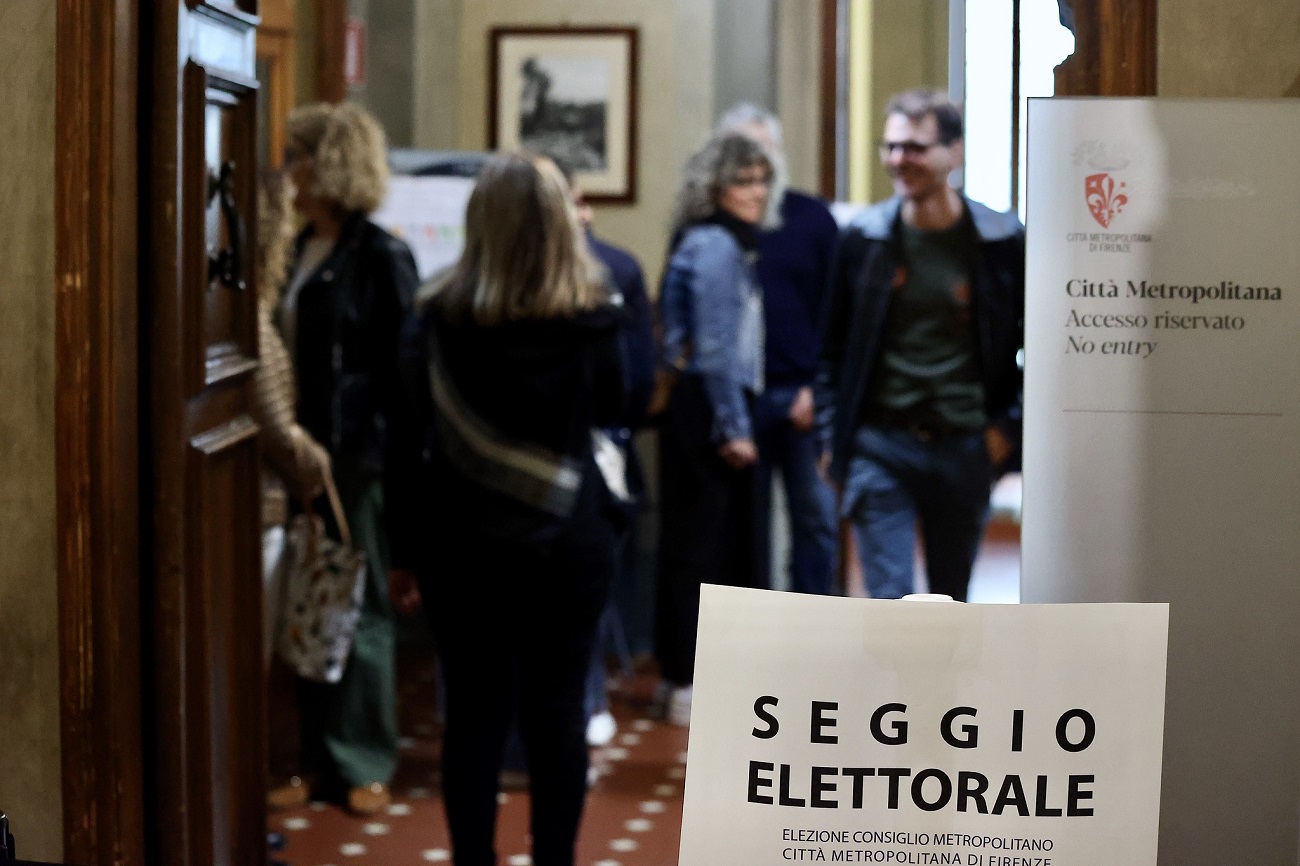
(700, 208, 761, 253)
(669, 208, 762, 256)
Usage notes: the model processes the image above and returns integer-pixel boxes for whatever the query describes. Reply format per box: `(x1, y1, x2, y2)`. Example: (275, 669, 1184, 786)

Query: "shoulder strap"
(425, 325, 584, 518)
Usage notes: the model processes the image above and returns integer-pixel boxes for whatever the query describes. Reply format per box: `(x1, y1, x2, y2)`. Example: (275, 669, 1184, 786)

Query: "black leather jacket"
(815, 195, 1025, 484)
(287, 214, 418, 474)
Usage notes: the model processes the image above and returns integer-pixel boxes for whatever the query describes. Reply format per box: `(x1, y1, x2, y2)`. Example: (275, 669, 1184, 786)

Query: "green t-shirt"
(868, 219, 987, 431)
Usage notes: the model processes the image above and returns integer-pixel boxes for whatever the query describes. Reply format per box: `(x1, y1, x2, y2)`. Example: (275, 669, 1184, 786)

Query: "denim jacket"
(660, 224, 764, 442)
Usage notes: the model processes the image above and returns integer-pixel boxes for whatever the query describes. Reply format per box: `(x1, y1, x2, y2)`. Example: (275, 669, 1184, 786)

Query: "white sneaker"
(586, 710, 618, 747)
(667, 685, 693, 727)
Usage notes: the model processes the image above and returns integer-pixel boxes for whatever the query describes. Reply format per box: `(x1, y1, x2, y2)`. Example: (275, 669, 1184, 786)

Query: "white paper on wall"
(370, 175, 475, 282)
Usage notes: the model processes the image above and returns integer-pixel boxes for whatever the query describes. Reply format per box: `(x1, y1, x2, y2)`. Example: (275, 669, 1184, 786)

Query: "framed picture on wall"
(489, 26, 639, 204)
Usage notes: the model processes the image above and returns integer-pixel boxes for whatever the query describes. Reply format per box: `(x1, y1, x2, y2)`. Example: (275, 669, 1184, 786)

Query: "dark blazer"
(288, 214, 418, 473)
(815, 195, 1025, 485)
(588, 232, 655, 428)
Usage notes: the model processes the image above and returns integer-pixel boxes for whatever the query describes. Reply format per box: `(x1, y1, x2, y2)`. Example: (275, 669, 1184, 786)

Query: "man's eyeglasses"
(877, 139, 944, 158)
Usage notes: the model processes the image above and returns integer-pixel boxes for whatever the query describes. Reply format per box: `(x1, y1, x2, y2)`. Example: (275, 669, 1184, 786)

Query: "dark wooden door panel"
(147, 3, 264, 865)
(187, 418, 262, 866)
(182, 62, 260, 394)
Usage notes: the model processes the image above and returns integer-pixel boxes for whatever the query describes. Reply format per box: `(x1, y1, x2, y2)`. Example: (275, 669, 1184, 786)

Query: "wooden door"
(144, 2, 265, 864)
(256, 0, 296, 168)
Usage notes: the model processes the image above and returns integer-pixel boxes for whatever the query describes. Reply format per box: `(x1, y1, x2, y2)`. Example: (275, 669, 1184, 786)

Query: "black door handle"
(207, 160, 247, 290)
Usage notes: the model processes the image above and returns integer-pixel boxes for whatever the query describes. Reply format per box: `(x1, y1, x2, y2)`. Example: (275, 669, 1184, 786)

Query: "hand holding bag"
(276, 473, 368, 683)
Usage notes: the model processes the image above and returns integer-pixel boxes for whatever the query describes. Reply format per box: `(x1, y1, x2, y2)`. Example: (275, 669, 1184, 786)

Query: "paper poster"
(370, 175, 475, 281)
(1022, 98, 1300, 863)
(679, 585, 1168, 866)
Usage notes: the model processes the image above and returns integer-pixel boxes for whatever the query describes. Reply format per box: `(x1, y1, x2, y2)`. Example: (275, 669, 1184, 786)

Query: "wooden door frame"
(1055, 0, 1158, 96)
(55, 1, 146, 863)
(814, 0, 1160, 200)
(819, 0, 840, 200)
(315, 0, 347, 101)
(257, 0, 296, 168)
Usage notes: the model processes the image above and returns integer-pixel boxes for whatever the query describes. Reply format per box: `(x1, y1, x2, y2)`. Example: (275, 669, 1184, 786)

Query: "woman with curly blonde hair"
(386, 151, 625, 866)
(267, 101, 418, 817)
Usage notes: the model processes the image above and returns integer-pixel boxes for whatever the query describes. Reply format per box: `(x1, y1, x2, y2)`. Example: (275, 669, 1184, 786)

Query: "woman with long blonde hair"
(387, 151, 625, 866)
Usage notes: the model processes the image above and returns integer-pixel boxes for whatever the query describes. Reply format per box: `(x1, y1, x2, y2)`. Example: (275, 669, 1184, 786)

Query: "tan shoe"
(347, 782, 392, 816)
(266, 776, 311, 811)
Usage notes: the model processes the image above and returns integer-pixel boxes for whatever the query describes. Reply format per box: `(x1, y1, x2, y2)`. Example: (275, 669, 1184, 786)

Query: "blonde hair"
(286, 102, 390, 214)
(432, 151, 607, 325)
(256, 169, 297, 309)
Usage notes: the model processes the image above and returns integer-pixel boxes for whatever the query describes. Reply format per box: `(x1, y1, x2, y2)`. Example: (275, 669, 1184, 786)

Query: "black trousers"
(424, 518, 614, 866)
(655, 376, 765, 686)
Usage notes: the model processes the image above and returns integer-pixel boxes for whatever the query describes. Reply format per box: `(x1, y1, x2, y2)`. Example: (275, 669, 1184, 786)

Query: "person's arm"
(987, 227, 1026, 470)
(791, 201, 843, 432)
(367, 234, 420, 430)
(367, 232, 423, 612)
(689, 231, 754, 445)
(253, 306, 330, 499)
(813, 227, 866, 466)
(619, 261, 657, 428)
(383, 309, 434, 614)
(591, 310, 630, 430)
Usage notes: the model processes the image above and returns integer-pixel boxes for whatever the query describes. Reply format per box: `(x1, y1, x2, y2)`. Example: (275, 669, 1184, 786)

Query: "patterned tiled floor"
(268, 520, 1020, 865)
(268, 663, 689, 866)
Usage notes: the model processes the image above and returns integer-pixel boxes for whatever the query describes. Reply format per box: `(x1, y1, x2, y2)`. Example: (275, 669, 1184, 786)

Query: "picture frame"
(489, 26, 639, 205)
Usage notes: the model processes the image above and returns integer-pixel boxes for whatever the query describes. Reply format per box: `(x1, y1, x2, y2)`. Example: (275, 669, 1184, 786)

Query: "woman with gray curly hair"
(655, 130, 774, 726)
(267, 101, 418, 817)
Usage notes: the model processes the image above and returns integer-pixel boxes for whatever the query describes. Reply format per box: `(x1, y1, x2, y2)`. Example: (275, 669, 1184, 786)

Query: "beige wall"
(858, 0, 948, 202)
(1158, 0, 1300, 96)
(774, 0, 824, 194)
(406, 1, 827, 283)
(0, 1, 61, 861)
(715, 0, 776, 121)
(412, 0, 463, 150)
(453, 0, 718, 289)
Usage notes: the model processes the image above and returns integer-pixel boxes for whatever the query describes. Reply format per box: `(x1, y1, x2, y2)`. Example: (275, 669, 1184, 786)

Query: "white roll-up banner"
(1022, 97, 1300, 864)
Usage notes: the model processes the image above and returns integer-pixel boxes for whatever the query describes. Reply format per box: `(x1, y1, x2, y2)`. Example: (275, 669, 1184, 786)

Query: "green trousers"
(297, 467, 399, 788)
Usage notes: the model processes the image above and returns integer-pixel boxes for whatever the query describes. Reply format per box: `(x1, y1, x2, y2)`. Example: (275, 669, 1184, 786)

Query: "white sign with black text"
(678, 585, 1168, 866)
(1022, 98, 1300, 864)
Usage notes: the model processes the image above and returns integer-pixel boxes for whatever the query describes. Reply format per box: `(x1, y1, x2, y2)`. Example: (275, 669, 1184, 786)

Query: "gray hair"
(670, 130, 779, 236)
(717, 102, 785, 154)
(715, 102, 789, 229)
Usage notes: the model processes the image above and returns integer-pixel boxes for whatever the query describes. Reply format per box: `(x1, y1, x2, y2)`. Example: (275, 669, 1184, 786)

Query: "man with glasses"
(815, 88, 1025, 602)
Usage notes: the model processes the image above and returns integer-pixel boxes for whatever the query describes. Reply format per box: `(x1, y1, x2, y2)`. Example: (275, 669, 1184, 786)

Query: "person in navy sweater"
(564, 165, 656, 745)
(717, 104, 840, 595)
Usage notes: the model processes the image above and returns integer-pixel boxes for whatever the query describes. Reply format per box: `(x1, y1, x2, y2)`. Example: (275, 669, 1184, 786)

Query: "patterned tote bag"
(276, 473, 368, 683)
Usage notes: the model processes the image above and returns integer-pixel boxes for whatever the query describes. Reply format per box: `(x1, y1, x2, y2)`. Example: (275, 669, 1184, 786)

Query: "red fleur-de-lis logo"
(1085, 172, 1127, 228)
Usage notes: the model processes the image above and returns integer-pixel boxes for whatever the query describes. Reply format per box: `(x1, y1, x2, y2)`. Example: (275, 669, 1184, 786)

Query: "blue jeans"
(754, 386, 838, 594)
(842, 425, 992, 601)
